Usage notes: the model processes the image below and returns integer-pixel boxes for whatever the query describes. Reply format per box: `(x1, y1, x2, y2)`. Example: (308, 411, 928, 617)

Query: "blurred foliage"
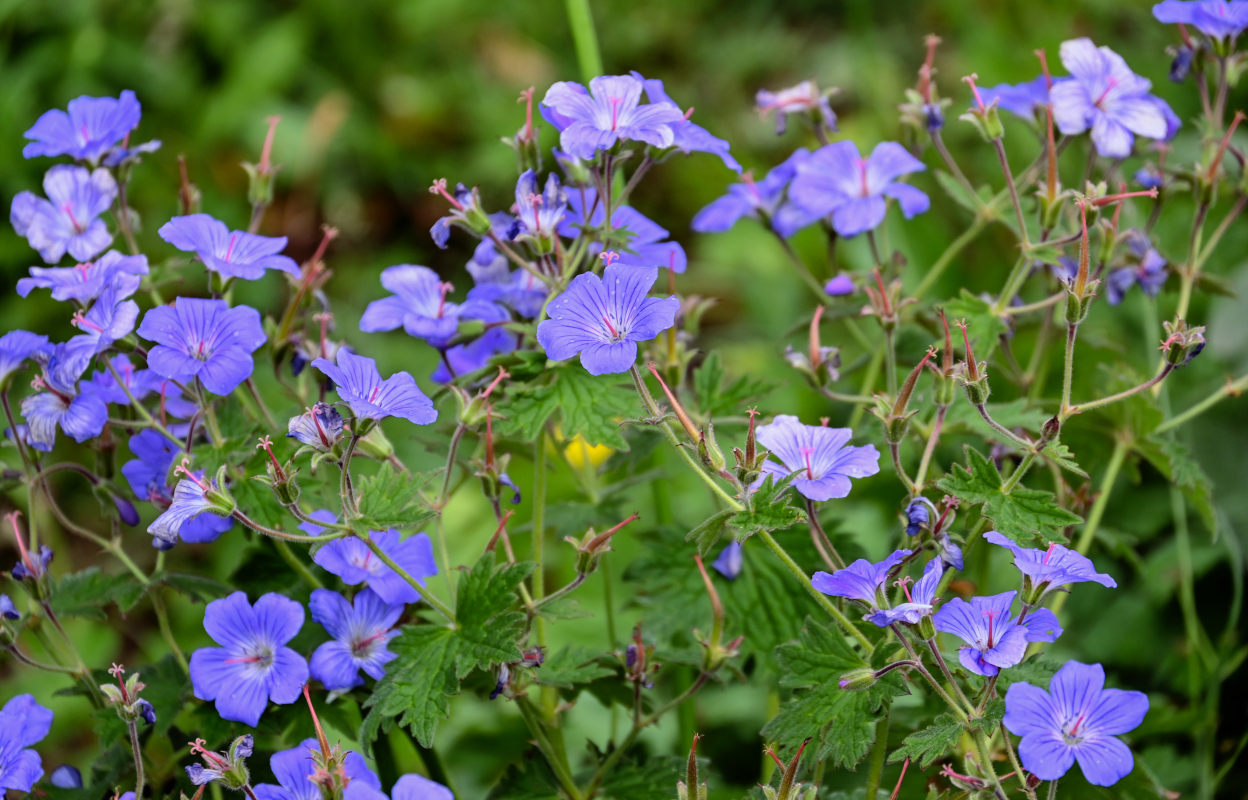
(0, 0, 1246, 799)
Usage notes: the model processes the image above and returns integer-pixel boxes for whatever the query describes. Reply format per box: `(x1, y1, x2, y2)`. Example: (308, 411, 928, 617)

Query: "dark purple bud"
(519, 647, 545, 668)
(290, 349, 309, 377)
(114, 495, 140, 526)
(1169, 45, 1194, 82)
(151, 535, 176, 551)
(490, 663, 510, 700)
(230, 734, 254, 759)
(939, 533, 964, 571)
(136, 698, 156, 725)
(923, 102, 945, 130)
(499, 472, 522, 505)
(0, 593, 19, 620)
(904, 498, 931, 536)
(50, 765, 83, 789)
(625, 643, 638, 670)
(11, 545, 53, 580)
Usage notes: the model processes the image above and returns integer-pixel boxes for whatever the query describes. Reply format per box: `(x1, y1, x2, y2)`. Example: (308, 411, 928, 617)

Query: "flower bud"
(1160, 319, 1206, 367)
(241, 116, 281, 210)
(838, 667, 878, 691)
(698, 421, 727, 473)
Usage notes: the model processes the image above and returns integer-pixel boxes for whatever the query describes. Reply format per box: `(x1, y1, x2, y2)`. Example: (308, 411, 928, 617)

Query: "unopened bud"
(838, 667, 878, 691)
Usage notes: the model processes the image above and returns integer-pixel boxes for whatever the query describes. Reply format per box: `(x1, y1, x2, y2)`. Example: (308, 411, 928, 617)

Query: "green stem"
(104, 359, 185, 448)
(564, 0, 603, 83)
(757, 530, 873, 652)
(151, 589, 189, 674)
(1065, 364, 1173, 419)
(233, 510, 343, 543)
(340, 432, 361, 513)
(914, 404, 948, 489)
(992, 138, 1029, 248)
(1001, 722, 1038, 800)
(971, 729, 1009, 800)
(435, 424, 467, 601)
(273, 538, 324, 589)
(882, 326, 898, 398)
(128, 719, 146, 800)
(360, 531, 457, 624)
(515, 696, 583, 800)
(1059, 323, 1078, 416)
(999, 450, 1040, 494)
(1153, 373, 1248, 434)
(913, 216, 989, 299)
(865, 713, 890, 800)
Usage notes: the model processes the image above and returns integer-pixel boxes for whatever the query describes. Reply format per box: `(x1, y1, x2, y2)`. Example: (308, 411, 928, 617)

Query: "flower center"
(602, 315, 622, 341)
(224, 645, 274, 668)
(437, 282, 453, 318)
(858, 158, 870, 197)
(528, 193, 544, 233)
(71, 309, 104, 333)
(75, 262, 92, 281)
(61, 203, 85, 234)
(895, 575, 914, 603)
(1094, 77, 1120, 109)
(224, 233, 239, 262)
(982, 609, 998, 648)
(801, 446, 816, 479)
(608, 97, 623, 131)
(1062, 713, 1087, 745)
(352, 629, 388, 656)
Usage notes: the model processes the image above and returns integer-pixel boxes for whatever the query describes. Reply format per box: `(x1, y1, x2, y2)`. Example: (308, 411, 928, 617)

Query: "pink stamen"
(313, 312, 333, 359)
(518, 87, 535, 141)
(5, 511, 36, 576)
(1068, 713, 1086, 737)
(858, 158, 870, 197)
(741, 170, 760, 200)
(895, 576, 914, 603)
(223, 655, 263, 664)
(189, 739, 230, 769)
(1093, 76, 1120, 108)
(528, 192, 543, 232)
(307, 407, 330, 447)
(602, 315, 620, 338)
(353, 629, 389, 651)
(609, 97, 623, 131)
(368, 385, 382, 404)
(71, 309, 103, 333)
(173, 458, 209, 490)
(75, 262, 91, 280)
(962, 74, 985, 112)
(600, 250, 621, 267)
(259, 116, 281, 174)
(196, 339, 207, 358)
(683, 106, 695, 121)
(224, 233, 239, 263)
(61, 203, 84, 234)
(257, 435, 281, 471)
(801, 447, 816, 480)
(429, 178, 464, 211)
(79, 124, 90, 144)
(436, 282, 453, 318)
(983, 609, 998, 648)
(1043, 542, 1058, 564)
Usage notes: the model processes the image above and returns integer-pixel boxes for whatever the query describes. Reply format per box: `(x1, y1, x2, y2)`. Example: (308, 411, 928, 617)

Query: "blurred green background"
(1, 0, 1246, 798)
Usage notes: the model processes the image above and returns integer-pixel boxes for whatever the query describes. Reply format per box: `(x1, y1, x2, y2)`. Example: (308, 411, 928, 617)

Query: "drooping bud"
(837, 667, 879, 692)
(1160, 318, 1206, 367)
(959, 74, 1004, 141)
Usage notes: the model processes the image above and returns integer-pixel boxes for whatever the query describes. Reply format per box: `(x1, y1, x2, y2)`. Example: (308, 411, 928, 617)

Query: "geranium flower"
(754, 414, 881, 501)
(159, 214, 299, 280)
(312, 349, 438, 425)
(1004, 660, 1148, 785)
(789, 141, 929, 237)
(188, 592, 308, 726)
(535, 262, 680, 375)
(22, 91, 144, 162)
(10, 165, 116, 263)
(308, 588, 403, 690)
(932, 590, 1063, 676)
(541, 74, 685, 160)
(137, 298, 266, 395)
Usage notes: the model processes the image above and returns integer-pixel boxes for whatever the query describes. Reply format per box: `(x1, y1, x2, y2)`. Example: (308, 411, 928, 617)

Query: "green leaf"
(762, 618, 900, 768)
(685, 508, 734, 556)
(598, 754, 683, 799)
(938, 446, 1081, 546)
(354, 463, 436, 531)
(454, 551, 532, 676)
(693, 351, 775, 418)
(728, 474, 805, 540)
(535, 646, 616, 689)
(361, 625, 459, 750)
(1137, 433, 1216, 535)
(888, 713, 964, 768)
(486, 755, 561, 799)
(942, 289, 1008, 360)
(1042, 441, 1089, 478)
(497, 366, 636, 450)
(48, 568, 146, 620)
(157, 571, 234, 603)
(933, 170, 992, 216)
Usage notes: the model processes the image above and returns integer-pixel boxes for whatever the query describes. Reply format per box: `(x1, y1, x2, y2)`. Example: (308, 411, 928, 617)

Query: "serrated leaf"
(497, 366, 635, 450)
(454, 552, 532, 676)
(730, 474, 805, 540)
(694, 351, 775, 418)
(157, 571, 234, 603)
(1042, 441, 1088, 478)
(933, 170, 991, 216)
(942, 289, 1008, 360)
(354, 463, 436, 531)
(599, 754, 683, 799)
(48, 568, 146, 620)
(486, 753, 562, 799)
(1137, 433, 1216, 535)
(762, 618, 900, 768)
(938, 446, 1081, 546)
(888, 714, 964, 768)
(685, 508, 734, 556)
(535, 646, 616, 689)
(361, 625, 459, 750)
